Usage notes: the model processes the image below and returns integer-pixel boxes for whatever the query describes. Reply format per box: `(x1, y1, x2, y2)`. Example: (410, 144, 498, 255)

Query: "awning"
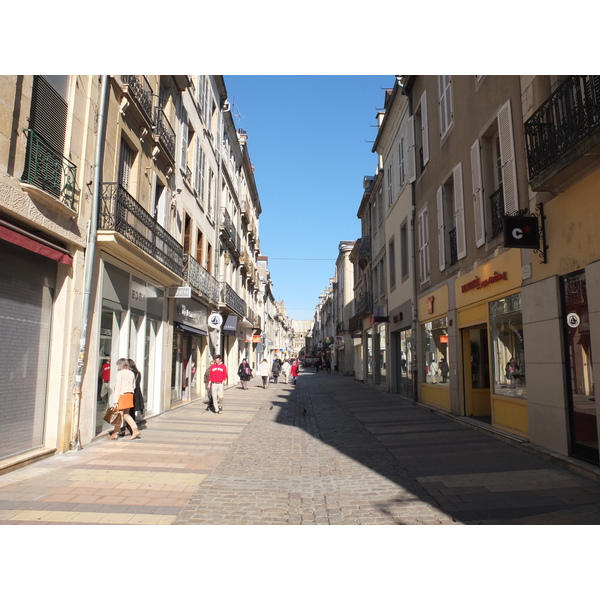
(0, 221, 72, 265)
(223, 314, 238, 332)
(176, 323, 207, 336)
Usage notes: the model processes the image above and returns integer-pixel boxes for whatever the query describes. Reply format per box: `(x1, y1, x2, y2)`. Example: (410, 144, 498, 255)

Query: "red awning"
(0, 223, 73, 265)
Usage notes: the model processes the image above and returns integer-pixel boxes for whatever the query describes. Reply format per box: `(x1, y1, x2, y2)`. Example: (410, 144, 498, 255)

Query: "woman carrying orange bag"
(108, 358, 141, 440)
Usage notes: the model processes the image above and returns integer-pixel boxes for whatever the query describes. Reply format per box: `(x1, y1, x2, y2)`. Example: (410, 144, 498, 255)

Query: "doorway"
(462, 325, 491, 419)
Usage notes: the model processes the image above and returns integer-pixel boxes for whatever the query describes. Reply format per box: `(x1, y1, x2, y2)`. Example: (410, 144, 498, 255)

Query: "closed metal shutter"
(29, 75, 67, 152)
(0, 239, 55, 460)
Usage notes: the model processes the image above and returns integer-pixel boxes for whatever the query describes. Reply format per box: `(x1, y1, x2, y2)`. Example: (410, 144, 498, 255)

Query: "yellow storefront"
(418, 285, 451, 412)
(455, 249, 528, 438)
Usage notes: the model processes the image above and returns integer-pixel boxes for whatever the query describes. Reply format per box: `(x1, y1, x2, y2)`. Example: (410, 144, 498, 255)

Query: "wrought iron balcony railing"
(21, 129, 76, 210)
(220, 281, 247, 317)
(183, 254, 219, 305)
(525, 75, 600, 181)
(355, 292, 373, 316)
(99, 183, 183, 277)
(121, 76, 154, 125)
(154, 107, 176, 161)
(358, 236, 371, 268)
(490, 185, 504, 239)
(448, 227, 458, 265)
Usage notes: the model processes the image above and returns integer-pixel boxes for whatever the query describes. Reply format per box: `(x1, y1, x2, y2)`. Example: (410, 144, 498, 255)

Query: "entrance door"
(562, 271, 598, 464)
(462, 325, 491, 418)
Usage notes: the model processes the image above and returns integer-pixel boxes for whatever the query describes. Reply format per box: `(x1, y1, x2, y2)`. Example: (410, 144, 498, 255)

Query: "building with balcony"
(0, 74, 272, 472)
(0, 75, 100, 468)
(521, 75, 600, 465)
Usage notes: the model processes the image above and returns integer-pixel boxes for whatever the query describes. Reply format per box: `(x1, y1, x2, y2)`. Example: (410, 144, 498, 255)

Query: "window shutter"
(453, 163, 466, 259)
(119, 139, 132, 191)
(180, 106, 188, 170)
(418, 209, 429, 283)
(470, 138, 486, 247)
(437, 186, 446, 271)
(407, 115, 416, 183)
(497, 99, 518, 214)
(420, 91, 429, 165)
(195, 136, 202, 192)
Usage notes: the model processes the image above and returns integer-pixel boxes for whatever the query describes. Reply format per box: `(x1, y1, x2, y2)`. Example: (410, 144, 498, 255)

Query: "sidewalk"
(2, 371, 600, 524)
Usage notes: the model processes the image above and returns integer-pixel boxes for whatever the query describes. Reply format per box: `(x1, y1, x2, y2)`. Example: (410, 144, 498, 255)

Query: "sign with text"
(503, 216, 539, 249)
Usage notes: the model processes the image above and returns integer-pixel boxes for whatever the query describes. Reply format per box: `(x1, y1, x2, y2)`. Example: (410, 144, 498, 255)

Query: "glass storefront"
(490, 292, 526, 398)
(399, 328, 413, 398)
(561, 271, 597, 461)
(378, 323, 387, 386)
(95, 261, 164, 435)
(421, 317, 449, 385)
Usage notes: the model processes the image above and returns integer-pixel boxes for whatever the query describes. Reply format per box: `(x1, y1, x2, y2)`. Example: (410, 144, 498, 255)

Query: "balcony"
(220, 281, 247, 317)
(220, 208, 241, 255)
(183, 254, 219, 305)
(448, 227, 458, 266)
(357, 237, 371, 269)
(355, 292, 373, 317)
(154, 107, 176, 163)
(490, 186, 504, 239)
(21, 129, 76, 211)
(99, 183, 183, 277)
(121, 76, 154, 126)
(525, 75, 600, 191)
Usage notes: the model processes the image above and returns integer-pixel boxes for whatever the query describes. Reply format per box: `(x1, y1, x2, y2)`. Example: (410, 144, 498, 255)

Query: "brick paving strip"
(0, 390, 266, 525)
(3, 372, 600, 525)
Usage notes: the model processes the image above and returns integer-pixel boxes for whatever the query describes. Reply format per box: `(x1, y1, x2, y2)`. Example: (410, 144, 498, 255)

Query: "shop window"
(422, 317, 449, 384)
(490, 292, 526, 398)
(400, 328, 413, 398)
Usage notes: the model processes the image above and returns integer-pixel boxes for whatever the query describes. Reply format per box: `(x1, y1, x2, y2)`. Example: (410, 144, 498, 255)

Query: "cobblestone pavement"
(3, 370, 600, 525)
(174, 371, 600, 525)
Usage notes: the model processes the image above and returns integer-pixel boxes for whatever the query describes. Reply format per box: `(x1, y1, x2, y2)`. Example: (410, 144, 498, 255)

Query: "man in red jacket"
(208, 355, 228, 414)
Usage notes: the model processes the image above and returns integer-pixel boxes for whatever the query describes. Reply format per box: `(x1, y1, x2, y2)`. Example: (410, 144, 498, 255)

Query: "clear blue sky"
(225, 75, 394, 321)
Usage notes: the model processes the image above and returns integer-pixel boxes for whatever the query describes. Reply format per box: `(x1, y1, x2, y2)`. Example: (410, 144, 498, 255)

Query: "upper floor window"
(398, 139, 406, 189)
(438, 76, 453, 139)
(437, 163, 466, 270)
(414, 90, 429, 174)
(387, 164, 393, 206)
(470, 99, 519, 246)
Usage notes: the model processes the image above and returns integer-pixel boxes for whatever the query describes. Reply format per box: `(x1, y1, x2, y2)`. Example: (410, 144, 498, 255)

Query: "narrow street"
(2, 370, 600, 525)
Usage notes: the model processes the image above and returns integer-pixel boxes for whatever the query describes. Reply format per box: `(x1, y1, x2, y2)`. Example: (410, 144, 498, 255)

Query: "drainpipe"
(70, 75, 110, 450)
(401, 78, 419, 402)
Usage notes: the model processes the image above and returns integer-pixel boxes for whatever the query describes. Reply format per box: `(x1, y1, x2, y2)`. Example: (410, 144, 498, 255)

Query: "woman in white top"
(108, 358, 141, 440)
(258, 359, 271, 388)
(281, 359, 291, 383)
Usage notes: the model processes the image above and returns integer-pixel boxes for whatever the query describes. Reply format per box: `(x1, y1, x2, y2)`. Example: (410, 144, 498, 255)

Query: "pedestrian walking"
(258, 358, 270, 388)
(271, 358, 281, 384)
(108, 358, 141, 440)
(281, 359, 291, 383)
(290, 360, 299, 385)
(118, 358, 145, 437)
(204, 359, 215, 411)
(237, 358, 253, 390)
(325, 359, 331, 374)
(208, 355, 227, 413)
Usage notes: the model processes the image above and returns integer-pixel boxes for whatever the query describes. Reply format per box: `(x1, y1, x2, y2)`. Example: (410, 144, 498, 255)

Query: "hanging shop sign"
(167, 286, 192, 298)
(208, 312, 223, 329)
(504, 216, 540, 249)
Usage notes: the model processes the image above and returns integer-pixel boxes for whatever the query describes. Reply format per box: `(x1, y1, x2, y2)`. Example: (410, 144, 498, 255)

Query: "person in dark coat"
(237, 358, 253, 389)
(271, 358, 282, 384)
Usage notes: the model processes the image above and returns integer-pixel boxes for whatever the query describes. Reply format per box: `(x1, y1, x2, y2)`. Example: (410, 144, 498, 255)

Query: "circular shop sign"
(208, 313, 223, 329)
(567, 312, 580, 328)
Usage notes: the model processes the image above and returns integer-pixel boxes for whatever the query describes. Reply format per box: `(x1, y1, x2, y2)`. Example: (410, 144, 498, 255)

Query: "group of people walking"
(108, 358, 145, 440)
